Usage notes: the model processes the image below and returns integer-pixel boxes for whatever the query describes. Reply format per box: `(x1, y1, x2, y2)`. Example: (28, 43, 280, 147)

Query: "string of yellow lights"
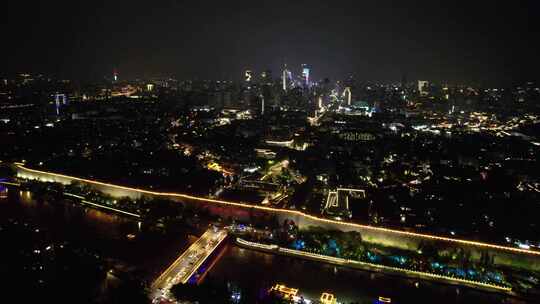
(14, 163, 540, 256)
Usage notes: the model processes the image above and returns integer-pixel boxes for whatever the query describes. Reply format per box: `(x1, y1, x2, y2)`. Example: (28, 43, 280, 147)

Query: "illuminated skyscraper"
(282, 64, 291, 91)
(343, 87, 352, 105)
(301, 64, 310, 86)
(53, 93, 67, 116)
(54, 93, 67, 105)
(245, 70, 253, 83)
(113, 68, 118, 82)
(418, 80, 429, 96)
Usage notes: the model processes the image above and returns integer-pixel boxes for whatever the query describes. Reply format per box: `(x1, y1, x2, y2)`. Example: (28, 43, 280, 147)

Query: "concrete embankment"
(13, 163, 540, 271)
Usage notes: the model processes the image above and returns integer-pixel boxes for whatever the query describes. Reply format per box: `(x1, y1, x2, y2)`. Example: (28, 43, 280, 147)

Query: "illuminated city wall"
(16, 165, 143, 199)
(148, 197, 540, 271)
(14, 164, 540, 271)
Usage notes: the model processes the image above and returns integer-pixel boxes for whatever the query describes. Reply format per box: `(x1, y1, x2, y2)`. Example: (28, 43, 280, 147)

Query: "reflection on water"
(0, 191, 192, 281)
(210, 246, 524, 304)
(0, 190, 529, 303)
(0, 185, 8, 198)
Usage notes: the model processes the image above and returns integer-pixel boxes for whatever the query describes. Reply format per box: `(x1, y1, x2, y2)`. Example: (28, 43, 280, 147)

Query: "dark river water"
(0, 187, 529, 304)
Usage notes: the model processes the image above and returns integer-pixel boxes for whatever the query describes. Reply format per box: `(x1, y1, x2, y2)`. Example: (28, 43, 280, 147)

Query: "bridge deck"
(151, 228, 227, 300)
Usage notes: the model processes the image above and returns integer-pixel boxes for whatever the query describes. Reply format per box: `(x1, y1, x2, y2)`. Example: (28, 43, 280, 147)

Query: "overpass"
(11, 163, 540, 271)
(150, 228, 228, 302)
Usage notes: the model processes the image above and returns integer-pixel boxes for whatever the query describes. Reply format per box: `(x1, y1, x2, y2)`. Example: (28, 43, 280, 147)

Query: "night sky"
(4, 0, 540, 85)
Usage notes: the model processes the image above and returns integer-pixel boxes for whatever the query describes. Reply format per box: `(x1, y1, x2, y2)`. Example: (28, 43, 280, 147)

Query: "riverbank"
(0, 185, 527, 304)
(10, 162, 540, 274)
(10, 163, 540, 252)
(235, 237, 515, 296)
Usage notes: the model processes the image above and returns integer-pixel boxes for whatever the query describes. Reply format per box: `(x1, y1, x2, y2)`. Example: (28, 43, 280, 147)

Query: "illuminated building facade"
(343, 86, 352, 105)
(282, 64, 291, 91)
(418, 80, 429, 96)
(301, 64, 310, 86)
(245, 70, 253, 83)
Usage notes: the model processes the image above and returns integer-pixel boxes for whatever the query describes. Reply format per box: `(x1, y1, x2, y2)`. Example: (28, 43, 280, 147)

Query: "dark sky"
(3, 0, 540, 85)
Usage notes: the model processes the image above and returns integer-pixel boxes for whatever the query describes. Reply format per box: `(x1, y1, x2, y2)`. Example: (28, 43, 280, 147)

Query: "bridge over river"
(150, 228, 228, 302)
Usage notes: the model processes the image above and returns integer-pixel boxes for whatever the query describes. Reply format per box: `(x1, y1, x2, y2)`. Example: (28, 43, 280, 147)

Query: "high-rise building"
(245, 70, 253, 83)
(343, 87, 352, 105)
(301, 64, 310, 86)
(282, 64, 291, 91)
(54, 93, 67, 105)
(418, 80, 429, 96)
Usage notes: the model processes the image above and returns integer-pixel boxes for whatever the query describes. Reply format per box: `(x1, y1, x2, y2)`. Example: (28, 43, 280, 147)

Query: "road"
(150, 228, 227, 302)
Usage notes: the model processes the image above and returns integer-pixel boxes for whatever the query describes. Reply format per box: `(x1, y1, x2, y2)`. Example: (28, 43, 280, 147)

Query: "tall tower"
(344, 87, 352, 106)
(245, 70, 253, 83)
(418, 80, 429, 96)
(113, 68, 118, 82)
(260, 94, 265, 116)
(301, 64, 310, 86)
(282, 64, 290, 91)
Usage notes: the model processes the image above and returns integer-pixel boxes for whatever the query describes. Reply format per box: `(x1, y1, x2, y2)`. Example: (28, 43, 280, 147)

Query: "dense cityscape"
(3, 1, 540, 304)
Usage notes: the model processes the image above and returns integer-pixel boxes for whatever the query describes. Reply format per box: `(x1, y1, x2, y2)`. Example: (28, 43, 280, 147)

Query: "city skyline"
(4, 0, 540, 85)
(2, 1, 540, 303)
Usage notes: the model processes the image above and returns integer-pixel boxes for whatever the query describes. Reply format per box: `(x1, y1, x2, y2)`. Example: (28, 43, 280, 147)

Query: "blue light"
(390, 255, 407, 265)
(367, 252, 380, 262)
(454, 268, 466, 277)
(292, 240, 305, 250)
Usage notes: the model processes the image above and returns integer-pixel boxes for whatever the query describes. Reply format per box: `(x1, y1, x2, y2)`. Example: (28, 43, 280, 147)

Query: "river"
(0, 187, 528, 303)
(210, 245, 523, 303)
